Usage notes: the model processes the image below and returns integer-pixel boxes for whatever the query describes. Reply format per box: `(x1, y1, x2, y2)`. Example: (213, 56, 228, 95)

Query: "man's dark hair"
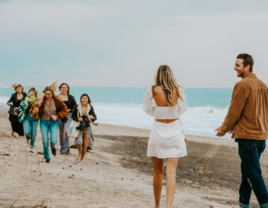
(80, 93, 91, 105)
(237, 53, 254, 72)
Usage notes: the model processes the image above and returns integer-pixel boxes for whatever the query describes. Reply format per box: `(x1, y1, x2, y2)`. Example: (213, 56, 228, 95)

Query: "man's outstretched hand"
(228, 127, 234, 134)
(215, 127, 226, 137)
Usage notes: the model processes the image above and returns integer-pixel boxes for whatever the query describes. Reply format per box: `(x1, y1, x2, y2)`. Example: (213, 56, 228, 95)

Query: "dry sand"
(0, 109, 267, 208)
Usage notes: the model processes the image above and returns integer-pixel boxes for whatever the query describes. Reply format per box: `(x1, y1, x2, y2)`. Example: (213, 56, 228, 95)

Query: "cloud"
(0, 0, 268, 87)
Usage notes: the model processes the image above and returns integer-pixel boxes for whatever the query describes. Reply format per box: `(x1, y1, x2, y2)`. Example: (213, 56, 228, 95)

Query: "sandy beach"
(0, 109, 267, 208)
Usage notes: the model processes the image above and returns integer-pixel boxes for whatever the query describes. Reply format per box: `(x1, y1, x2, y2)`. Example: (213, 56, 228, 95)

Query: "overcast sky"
(0, 0, 268, 88)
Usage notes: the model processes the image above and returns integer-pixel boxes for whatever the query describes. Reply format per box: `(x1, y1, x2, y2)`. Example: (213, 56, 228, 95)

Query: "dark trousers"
(238, 139, 268, 208)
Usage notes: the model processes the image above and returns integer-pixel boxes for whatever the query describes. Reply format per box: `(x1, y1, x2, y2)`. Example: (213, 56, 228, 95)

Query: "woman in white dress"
(143, 65, 187, 208)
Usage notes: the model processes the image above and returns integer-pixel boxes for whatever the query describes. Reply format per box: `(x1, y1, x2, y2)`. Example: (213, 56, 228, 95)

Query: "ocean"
(0, 87, 233, 138)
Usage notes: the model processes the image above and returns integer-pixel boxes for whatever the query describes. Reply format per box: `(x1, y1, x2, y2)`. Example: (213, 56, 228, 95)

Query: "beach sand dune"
(0, 110, 267, 207)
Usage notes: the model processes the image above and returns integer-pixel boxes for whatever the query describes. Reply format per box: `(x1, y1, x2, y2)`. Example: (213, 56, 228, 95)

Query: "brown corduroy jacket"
(30, 95, 68, 123)
(220, 73, 268, 140)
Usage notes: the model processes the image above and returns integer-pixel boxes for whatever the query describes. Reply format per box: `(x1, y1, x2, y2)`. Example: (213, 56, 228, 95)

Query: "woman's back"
(153, 86, 179, 107)
(153, 86, 179, 123)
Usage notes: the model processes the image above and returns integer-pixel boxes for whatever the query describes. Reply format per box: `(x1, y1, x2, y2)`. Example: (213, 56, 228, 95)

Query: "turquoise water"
(0, 86, 233, 137)
(0, 87, 232, 108)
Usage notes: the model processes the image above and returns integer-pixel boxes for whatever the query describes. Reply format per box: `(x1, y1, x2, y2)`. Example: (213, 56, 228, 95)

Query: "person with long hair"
(58, 83, 77, 154)
(7, 83, 27, 138)
(143, 65, 187, 208)
(30, 85, 68, 163)
(17, 87, 39, 152)
(72, 93, 97, 162)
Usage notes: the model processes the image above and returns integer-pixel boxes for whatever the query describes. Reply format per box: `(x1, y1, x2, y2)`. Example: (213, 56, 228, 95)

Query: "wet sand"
(0, 109, 267, 207)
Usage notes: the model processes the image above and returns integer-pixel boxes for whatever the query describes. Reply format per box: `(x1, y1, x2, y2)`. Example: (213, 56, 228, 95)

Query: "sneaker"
(25, 139, 30, 146)
(29, 147, 34, 153)
(45, 160, 50, 163)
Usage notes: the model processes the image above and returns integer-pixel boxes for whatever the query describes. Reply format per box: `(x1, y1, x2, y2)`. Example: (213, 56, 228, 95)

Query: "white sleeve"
(143, 88, 155, 116)
(178, 87, 187, 116)
(178, 116, 184, 128)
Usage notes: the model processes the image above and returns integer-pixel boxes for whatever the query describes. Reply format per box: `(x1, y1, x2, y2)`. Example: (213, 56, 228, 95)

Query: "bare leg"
(80, 133, 89, 162)
(151, 157, 164, 208)
(76, 146, 81, 161)
(166, 158, 179, 208)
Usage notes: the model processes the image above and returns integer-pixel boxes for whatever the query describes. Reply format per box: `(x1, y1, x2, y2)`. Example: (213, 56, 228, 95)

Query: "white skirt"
(147, 120, 187, 158)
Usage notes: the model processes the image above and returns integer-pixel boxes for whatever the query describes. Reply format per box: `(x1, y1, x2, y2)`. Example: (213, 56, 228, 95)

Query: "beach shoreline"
(0, 109, 266, 207)
(0, 92, 233, 139)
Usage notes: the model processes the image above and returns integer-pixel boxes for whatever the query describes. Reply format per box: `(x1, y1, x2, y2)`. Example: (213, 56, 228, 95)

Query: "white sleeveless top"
(143, 87, 187, 119)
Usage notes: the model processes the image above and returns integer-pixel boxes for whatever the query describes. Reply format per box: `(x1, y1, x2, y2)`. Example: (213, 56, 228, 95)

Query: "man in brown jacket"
(216, 53, 268, 208)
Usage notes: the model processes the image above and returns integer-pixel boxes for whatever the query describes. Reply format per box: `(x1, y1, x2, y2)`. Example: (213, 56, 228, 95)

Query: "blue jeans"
(58, 113, 72, 153)
(23, 113, 39, 148)
(40, 119, 59, 161)
(238, 139, 268, 208)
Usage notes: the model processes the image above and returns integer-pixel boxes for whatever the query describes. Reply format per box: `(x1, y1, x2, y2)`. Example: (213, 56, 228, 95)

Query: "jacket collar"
(244, 73, 257, 79)
(77, 103, 91, 116)
(42, 95, 60, 108)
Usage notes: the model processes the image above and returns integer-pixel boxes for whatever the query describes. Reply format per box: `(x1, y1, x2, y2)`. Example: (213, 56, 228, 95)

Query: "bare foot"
(76, 154, 81, 161)
(11, 131, 14, 137)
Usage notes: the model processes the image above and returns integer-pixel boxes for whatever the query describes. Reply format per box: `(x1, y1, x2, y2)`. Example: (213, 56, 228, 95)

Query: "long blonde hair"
(42, 79, 59, 95)
(152, 65, 183, 106)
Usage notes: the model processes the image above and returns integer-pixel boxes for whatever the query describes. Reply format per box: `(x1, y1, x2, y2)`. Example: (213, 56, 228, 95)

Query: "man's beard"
(237, 70, 244, 78)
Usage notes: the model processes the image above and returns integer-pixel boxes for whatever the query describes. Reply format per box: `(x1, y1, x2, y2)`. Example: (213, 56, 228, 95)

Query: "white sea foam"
(0, 97, 9, 103)
(0, 97, 9, 109)
(0, 96, 231, 138)
(93, 103, 231, 138)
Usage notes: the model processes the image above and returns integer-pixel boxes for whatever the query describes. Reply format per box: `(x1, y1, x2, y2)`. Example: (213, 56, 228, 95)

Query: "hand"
(68, 109, 71, 112)
(8, 102, 11, 106)
(51, 115, 58, 121)
(228, 127, 234, 134)
(78, 117, 83, 122)
(215, 127, 226, 137)
(32, 107, 39, 114)
(14, 107, 18, 111)
(65, 129, 68, 133)
(89, 115, 94, 120)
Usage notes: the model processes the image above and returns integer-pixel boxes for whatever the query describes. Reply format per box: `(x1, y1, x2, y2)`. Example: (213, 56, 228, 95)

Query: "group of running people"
(7, 82, 97, 163)
(6, 53, 268, 208)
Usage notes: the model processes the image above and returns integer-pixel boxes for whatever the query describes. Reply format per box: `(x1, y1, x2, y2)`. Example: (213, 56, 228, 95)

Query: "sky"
(0, 0, 268, 88)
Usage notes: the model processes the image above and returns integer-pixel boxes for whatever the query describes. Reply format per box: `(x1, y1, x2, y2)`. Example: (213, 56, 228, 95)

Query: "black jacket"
(7, 92, 27, 107)
(72, 104, 97, 123)
(62, 94, 77, 113)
